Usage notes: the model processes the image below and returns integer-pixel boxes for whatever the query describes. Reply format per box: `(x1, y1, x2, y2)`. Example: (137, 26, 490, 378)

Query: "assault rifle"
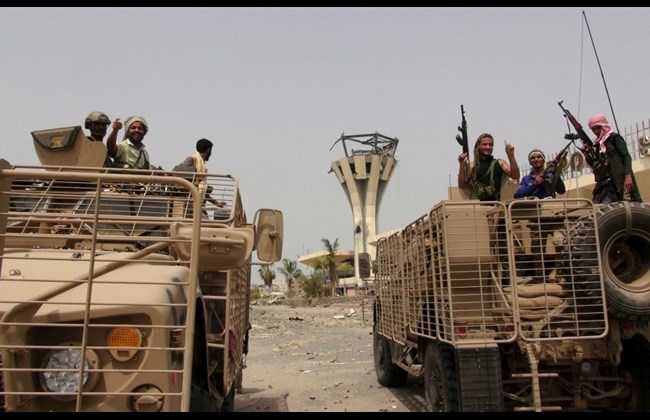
(455, 105, 470, 182)
(543, 138, 574, 198)
(557, 100, 601, 170)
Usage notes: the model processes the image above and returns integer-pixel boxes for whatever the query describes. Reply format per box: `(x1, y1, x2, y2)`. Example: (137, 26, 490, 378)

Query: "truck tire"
(372, 324, 408, 387)
(189, 385, 217, 412)
(423, 342, 459, 412)
(220, 386, 236, 412)
(596, 202, 650, 320)
(619, 335, 650, 411)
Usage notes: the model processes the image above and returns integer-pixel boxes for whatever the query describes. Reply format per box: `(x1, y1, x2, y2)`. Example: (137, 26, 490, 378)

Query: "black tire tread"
(189, 384, 217, 412)
(620, 335, 650, 411)
(423, 342, 459, 412)
(373, 324, 408, 388)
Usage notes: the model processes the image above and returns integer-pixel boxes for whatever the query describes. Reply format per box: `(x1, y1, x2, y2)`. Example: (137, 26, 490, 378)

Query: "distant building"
(297, 249, 355, 295)
(308, 132, 398, 296)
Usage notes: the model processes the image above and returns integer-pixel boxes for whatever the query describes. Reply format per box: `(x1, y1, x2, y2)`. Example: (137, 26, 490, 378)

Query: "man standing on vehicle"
(514, 148, 567, 278)
(174, 138, 226, 211)
(84, 111, 114, 168)
(514, 149, 566, 199)
(457, 133, 520, 285)
(85, 111, 110, 143)
(106, 115, 153, 170)
(458, 133, 520, 201)
(581, 114, 642, 203)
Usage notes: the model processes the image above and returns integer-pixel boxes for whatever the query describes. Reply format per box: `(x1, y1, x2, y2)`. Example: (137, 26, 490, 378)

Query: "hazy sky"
(2, 7, 650, 284)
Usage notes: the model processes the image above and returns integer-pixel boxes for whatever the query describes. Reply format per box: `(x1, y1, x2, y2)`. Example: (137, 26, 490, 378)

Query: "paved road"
(234, 298, 426, 412)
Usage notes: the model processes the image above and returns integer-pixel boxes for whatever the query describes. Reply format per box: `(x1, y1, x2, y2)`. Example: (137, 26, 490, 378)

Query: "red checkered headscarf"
(588, 114, 612, 154)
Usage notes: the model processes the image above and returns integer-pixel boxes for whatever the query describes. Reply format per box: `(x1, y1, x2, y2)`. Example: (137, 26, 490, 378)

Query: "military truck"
(0, 126, 283, 412)
(364, 190, 650, 411)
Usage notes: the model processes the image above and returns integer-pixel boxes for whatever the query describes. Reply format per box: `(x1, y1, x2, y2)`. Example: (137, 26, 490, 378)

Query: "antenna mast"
(582, 10, 619, 132)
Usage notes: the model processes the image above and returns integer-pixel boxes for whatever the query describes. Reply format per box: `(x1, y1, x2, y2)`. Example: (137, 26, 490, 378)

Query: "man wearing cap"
(84, 111, 114, 168)
(514, 149, 566, 199)
(581, 114, 642, 203)
(106, 115, 153, 170)
(84, 111, 111, 143)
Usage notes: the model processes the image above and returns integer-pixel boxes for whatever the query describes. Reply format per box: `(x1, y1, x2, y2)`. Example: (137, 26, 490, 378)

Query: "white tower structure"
(329, 132, 399, 280)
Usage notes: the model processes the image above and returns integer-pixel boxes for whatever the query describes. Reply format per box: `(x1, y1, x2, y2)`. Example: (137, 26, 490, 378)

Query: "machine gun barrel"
(557, 100, 601, 167)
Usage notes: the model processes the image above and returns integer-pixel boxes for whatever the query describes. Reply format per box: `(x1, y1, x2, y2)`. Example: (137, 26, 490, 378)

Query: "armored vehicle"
(365, 180, 650, 411)
(0, 126, 283, 412)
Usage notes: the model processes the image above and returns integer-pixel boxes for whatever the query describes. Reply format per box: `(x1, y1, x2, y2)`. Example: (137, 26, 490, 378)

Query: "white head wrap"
(123, 115, 148, 139)
(528, 149, 545, 162)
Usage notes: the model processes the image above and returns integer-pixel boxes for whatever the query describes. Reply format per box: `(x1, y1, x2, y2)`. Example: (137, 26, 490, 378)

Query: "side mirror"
(358, 252, 372, 279)
(254, 209, 283, 262)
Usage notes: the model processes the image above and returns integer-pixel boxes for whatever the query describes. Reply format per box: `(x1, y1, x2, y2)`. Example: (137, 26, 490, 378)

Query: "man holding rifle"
(458, 133, 520, 201)
(514, 149, 566, 199)
(582, 113, 642, 203)
(513, 148, 567, 278)
(558, 101, 642, 204)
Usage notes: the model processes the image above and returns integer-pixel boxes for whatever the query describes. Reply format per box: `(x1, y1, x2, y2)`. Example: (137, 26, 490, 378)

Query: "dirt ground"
(234, 297, 426, 412)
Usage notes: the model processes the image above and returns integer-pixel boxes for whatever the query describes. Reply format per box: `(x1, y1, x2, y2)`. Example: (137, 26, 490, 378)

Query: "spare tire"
(596, 202, 650, 320)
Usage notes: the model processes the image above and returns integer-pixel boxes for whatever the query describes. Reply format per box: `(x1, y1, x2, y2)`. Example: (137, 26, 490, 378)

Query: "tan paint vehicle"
(364, 178, 650, 411)
(0, 126, 283, 412)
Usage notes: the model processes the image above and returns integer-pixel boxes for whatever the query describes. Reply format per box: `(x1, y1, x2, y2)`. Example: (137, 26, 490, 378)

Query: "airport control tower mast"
(329, 132, 399, 280)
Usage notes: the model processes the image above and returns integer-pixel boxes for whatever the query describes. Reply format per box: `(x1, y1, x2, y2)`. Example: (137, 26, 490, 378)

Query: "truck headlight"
(39, 345, 101, 401)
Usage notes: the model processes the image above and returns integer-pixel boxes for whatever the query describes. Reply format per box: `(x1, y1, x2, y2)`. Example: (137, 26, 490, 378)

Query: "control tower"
(329, 132, 399, 280)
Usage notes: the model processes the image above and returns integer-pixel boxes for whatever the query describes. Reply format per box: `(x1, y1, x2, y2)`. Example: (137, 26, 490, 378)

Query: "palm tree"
(258, 263, 276, 289)
(277, 258, 304, 296)
(313, 256, 328, 284)
(321, 238, 340, 296)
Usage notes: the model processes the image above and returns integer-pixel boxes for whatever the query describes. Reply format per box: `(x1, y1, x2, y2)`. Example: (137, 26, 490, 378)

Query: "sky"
(2, 7, 650, 285)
